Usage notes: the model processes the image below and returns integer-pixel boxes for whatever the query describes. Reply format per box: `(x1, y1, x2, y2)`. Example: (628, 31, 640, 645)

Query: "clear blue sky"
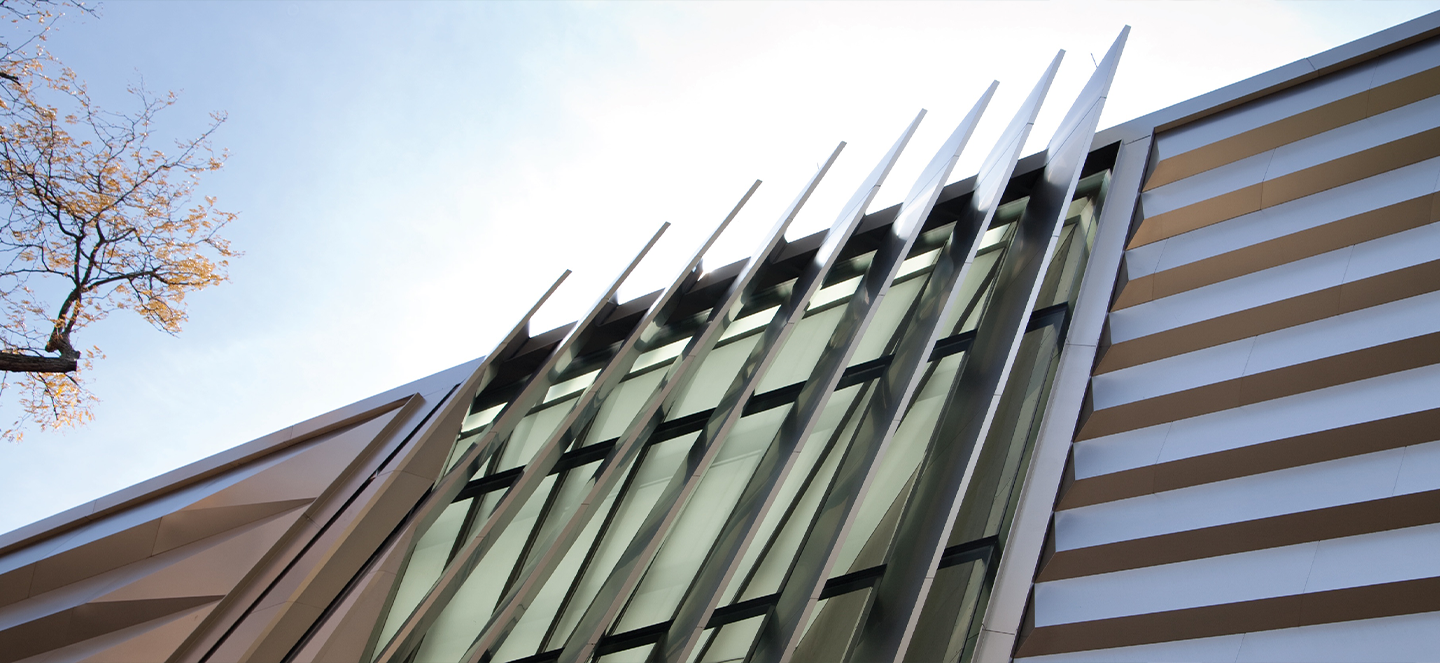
(1, 1, 1436, 534)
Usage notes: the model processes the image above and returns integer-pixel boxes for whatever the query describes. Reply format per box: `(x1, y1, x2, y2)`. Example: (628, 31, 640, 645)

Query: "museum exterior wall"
(2, 13, 1439, 663)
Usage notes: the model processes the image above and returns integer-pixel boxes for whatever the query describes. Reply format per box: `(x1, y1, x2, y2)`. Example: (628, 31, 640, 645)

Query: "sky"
(0, 0, 1436, 535)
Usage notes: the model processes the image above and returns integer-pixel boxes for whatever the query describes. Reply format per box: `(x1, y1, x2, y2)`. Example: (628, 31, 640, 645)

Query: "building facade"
(3, 13, 1440, 663)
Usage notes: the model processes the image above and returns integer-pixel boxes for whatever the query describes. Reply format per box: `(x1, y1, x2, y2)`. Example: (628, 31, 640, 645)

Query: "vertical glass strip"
(900, 557, 989, 663)
(949, 325, 1061, 549)
(660, 93, 999, 663)
(487, 459, 607, 662)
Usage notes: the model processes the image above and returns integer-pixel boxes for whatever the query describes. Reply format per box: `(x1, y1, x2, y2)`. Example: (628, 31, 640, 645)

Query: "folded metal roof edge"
(0, 357, 484, 556)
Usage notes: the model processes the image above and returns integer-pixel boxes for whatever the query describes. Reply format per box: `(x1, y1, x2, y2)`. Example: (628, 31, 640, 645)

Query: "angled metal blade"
(748, 54, 1066, 663)
(374, 223, 668, 663)
(849, 28, 1128, 663)
(555, 114, 924, 663)
(659, 88, 995, 663)
(453, 181, 763, 662)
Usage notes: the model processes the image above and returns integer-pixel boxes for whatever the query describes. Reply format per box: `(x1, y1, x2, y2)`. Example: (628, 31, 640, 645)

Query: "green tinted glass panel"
(806, 275, 861, 311)
(849, 273, 927, 366)
(754, 303, 847, 393)
(544, 369, 599, 404)
(673, 334, 761, 418)
(727, 382, 867, 604)
(547, 432, 699, 645)
(490, 460, 605, 661)
(495, 399, 580, 472)
(582, 368, 667, 446)
(949, 324, 1060, 547)
(373, 498, 471, 659)
(791, 588, 870, 661)
(414, 473, 558, 662)
(940, 248, 1002, 337)
(694, 614, 764, 663)
(832, 352, 964, 576)
(615, 405, 793, 631)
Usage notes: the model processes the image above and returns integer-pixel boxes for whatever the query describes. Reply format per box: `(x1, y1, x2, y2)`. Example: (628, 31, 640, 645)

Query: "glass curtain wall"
(371, 168, 1111, 663)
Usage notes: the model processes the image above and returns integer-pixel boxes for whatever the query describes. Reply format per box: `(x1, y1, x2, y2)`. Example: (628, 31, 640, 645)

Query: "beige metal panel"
(2, 598, 222, 663)
(286, 526, 416, 663)
(72, 602, 220, 663)
(199, 275, 574, 663)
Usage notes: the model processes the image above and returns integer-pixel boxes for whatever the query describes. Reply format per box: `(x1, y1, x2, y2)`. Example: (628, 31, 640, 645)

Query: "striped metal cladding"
(1015, 25, 1440, 663)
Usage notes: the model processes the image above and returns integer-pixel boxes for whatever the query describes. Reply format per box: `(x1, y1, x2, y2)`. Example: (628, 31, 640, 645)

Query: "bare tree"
(0, 0, 236, 439)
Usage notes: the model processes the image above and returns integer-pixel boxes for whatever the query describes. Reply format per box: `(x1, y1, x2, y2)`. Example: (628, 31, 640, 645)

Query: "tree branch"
(0, 349, 76, 373)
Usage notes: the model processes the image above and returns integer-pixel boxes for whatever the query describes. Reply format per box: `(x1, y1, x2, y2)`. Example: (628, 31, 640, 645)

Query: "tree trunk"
(0, 351, 78, 373)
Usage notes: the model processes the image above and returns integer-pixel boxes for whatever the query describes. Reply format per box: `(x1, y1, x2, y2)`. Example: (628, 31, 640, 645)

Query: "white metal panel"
(1113, 221, 1440, 344)
(1151, 34, 1440, 166)
(1121, 238, 1166, 279)
(1076, 363, 1440, 478)
(1265, 93, 1440, 180)
(1054, 444, 1426, 550)
(1303, 522, 1440, 593)
(1016, 611, 1440, 663)
(1342, 218, 1440, 282)
(1154, 63, 1375, 160)
(1393, 436, 1440, 495)
(1091, 338, 1256, 409)
(1034, 542, 1318, 626)
(1156, 364, 1440, 464)
(1369, 34, 1440, 87)
(1039, 523, 1440, 627)
(1095, 290, 1440, 409)
(1016, 634, 1245, 663)
(1244, 289, 1440, 373)
(1108, 246, 1351, 342)
(1070, 422, 1170, 480)
(1142, 157, 1440, 277)
(1140, 151, 1272, 216)
(1233, 611, 1440, 662)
